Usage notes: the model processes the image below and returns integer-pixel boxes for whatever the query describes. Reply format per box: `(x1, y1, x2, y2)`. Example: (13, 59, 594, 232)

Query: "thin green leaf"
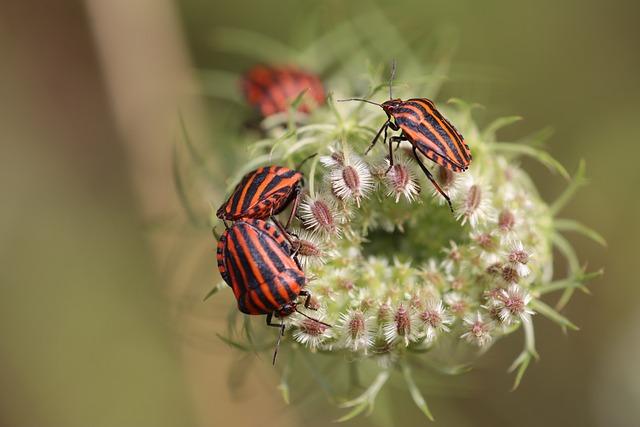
(508, 351, 531, 391)
(530, 299, 579, 331)
(243, 316, 257, 353)
(326, 92, 344, 126)
(178, 113, 217, 181)
(172, 144, 204, 227)
(550, 159, 587, 214)
(515, 126, 554, 147)
(203, 282, 225, 301)
(287, 89, 308, 130)
(336, 402, 368, 422)
(551, 232, 583, 310)
(482, 116, 523, 141)
(216, 333, 251, 351)
(277, 353, 293, 404)
(307, 153, 320, 197)
(554, 218, 606, 246)
(267, 129, 296, 159)
(283, 136, 320, 158)
(488, 142, 570, 180)
(296, 123, 336, 136)
(401, 362, 435, 421)
(337, 371, 390, 422)
(552, 232, 581, 274)
(535, 269, 603, 295)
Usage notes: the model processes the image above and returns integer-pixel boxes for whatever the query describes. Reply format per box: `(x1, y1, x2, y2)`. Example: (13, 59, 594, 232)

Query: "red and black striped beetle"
(216, 218, 328, 363)
(216, 165, 303, 229)
(242, 64, 325, 118)
(339, 66, 472, 211)
(216, 154, 316, 232)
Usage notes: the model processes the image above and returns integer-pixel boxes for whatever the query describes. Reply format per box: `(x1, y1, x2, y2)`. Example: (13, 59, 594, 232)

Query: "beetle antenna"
(389, 59, 397, 100)
(294, 308, 332, 328)
(295, 153, 318, 170)
(337, 98, 382, 107)
(272, 323, 285, 365)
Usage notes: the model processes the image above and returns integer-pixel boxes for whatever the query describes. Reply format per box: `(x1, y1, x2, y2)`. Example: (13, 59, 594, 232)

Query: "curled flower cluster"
(201, 67, 600, 420)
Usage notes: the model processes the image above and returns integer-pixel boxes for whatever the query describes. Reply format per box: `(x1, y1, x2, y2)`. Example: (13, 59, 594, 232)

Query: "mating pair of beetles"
(216, 64, 472, 362)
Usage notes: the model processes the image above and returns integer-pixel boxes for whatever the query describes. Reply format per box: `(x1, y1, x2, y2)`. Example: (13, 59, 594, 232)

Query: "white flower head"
(319, 148, 346, 169)
(420, 259, 447, 289)
(443, 291, 471, 317)
(453, 173, 496, 228)
(338, 309, 375, 353)
(290, 228, 336, 269)
(431, 166, 463, 205)
(505, 240, 533, 277)
(419, 298, 453, 343)
(383, 158, 421, 203)
(382, 304, 420, 346)
(327, 151, 374, 207)
(292, 310, 332, 350)
(470, 230, 501, 264)
(498, 208, 517, 233)
(441, 240, 463, 274)
(461, 311, 495, 347)
(299, 194, 343, 236)
(488, 284, 534, 325)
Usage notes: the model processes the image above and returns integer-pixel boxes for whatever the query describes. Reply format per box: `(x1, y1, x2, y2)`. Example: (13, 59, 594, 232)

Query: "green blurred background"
(2, 1, 638, 426)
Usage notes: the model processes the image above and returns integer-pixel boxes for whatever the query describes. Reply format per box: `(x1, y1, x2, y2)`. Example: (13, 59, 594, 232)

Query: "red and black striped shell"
(382, 98, 472, 172)
(216, 219, 305, 315)
(216, 166, 302, 221)
(241, 65, 325, 117)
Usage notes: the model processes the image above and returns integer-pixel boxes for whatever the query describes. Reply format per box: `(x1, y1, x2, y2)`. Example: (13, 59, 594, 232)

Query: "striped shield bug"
(216, 154, 316, 230)
(242, 64, 325, 117)
(339, 63, 472, 211)
(216, 218, 329, 363)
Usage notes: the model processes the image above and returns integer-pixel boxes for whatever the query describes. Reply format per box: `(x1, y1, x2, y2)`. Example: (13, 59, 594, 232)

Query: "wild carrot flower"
(289, 228, 335, 268)
(383, 159, 421, 203)
(461, 311, 495, 347)
(199, 59, 599, 421)
(419, 298, 453, 343)
(486, 284, 535, 325)
(505, 240, 533, 277)
(292, 311, 333, 350)
(325, 150, 373, 207)
(338, 309, 374, 353)
(382, 303, 420, 346)
(453, 174, 496, 228)
(298, 194, 342, 236)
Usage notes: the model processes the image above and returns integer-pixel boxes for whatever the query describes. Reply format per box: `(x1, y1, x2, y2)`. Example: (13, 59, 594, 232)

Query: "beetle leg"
(284, 185, 301, 229)
(271, 217, 302, 268)
(266, 312, 283, 328)
(387, 132, 394, 172)
(298, 290, 315, 310)
(412, 146, 454, 212)
(386, 136, 407, 173)
(365, 120, 389, 155)
(267, 315, 286, 365)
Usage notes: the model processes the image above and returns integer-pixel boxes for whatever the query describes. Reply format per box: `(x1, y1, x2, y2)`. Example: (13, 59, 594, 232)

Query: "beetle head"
(381, 98, 403, 114)
(276, 302, 297, 318)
